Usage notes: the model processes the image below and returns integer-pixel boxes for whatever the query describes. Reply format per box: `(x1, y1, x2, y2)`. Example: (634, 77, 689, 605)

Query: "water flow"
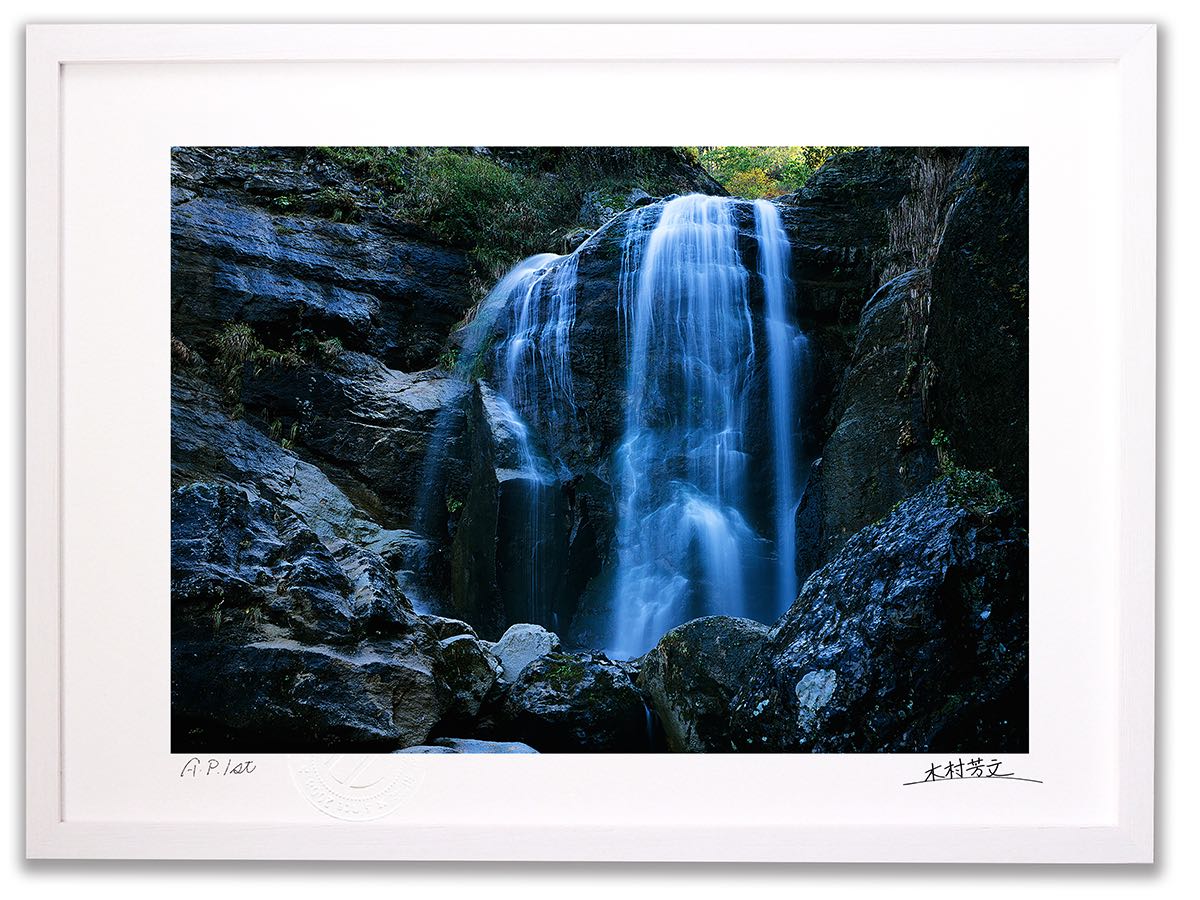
(609, 195, 762, 658)
(412, 253, 563, 533)
(754, 198, 804, 616)
(497, 252, 580, 449)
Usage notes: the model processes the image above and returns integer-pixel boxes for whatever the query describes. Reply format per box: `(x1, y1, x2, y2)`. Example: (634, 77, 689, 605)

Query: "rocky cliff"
(172, 146, 1027, 753)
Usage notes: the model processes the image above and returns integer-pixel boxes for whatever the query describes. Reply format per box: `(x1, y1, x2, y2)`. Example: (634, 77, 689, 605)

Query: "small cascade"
(754, 198, 809, 616)
(412, 254, 565, 534)
(497, 252, 581, 450)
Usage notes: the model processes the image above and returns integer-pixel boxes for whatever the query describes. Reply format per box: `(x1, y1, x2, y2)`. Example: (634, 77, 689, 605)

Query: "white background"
(57, 52, 1118, 833)
(7, 0, 1198, 896)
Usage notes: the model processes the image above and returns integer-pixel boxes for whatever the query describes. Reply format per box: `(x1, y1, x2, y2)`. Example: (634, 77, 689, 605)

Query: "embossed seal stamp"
(288, 755, 422, 821)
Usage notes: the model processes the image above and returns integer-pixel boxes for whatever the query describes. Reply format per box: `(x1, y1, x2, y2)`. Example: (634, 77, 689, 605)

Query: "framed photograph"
(25, 23, 1155, 861)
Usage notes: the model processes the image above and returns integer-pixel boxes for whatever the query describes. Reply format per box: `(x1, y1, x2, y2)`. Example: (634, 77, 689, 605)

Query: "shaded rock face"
(450, 384, 569, 637)
(927, 148, 1029, 495)
(639, 616, 769, 752)
(794, 269, 941, 578)
(172, 148, 474, 371)
(792, 148, 1028, 581)
(494, 651, 652, 752)
(239, 350, 469, 531)
(731, 480, 1028, 753)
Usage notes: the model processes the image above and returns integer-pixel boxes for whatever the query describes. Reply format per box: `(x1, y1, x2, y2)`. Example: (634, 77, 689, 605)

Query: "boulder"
(434, 633, 502, 724)
(419, 614, 478, 642)
(495, 651, 651, 752)
(731, 479, 1027, 752)
(638, 616, 770, 752)
(396, 738, 538, 754)
(490, 623, 561, 682)
(172, 637, 445, 752)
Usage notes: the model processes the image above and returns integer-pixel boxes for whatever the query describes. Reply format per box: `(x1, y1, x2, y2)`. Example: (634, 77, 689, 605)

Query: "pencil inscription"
(179, 757, 257, 778)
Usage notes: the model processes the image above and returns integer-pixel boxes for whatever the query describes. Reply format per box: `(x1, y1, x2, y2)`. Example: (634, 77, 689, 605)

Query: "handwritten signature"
(180, 757, 257, 778)
(904, 758, 1042, 786)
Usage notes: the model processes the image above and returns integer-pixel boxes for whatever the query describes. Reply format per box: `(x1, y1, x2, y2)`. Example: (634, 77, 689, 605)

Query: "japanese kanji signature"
(903, 758, 1043, 786)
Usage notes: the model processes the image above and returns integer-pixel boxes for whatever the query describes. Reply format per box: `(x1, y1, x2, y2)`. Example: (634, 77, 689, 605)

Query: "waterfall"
(497, 252, 580, 451)
(754, 198, 807, 616)
(421, 193, 808, 653)
(412, 253, 565, 534)
(608, 195, 763, 658)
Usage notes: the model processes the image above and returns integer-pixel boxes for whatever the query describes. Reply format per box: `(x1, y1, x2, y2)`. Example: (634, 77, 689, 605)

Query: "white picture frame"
(25, 22, 1156, 862)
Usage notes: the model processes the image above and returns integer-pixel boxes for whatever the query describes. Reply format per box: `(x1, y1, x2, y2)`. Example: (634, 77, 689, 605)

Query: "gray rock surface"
(490, 623, 562, 682)
(732, 479, 1027, 753)
(639, 616, 770, 752)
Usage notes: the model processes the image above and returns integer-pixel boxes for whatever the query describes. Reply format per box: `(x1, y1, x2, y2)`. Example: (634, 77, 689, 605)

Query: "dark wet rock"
(490, 623, 561, 682)
(927, 148, 1029, 498)
(494, 651, 651, 752)
(794, 269, 941, 579)
(639, 616, 770, 752)
(450, 383, 568, 637)
(731, 479, 1028, 753)
(397, 738, 537, 754)
(418, 614, 479, 642)
(170, 477, 458, 751)
(170, 480, 409, 644)
(172, 637, 444, 752)
(434, 633, 502, 725)
(239, 351, 468, 528)
(171, 149, 474, 371)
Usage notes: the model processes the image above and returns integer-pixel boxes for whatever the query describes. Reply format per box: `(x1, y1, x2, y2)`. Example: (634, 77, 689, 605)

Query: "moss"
(930, 428, 1011, 514)
(541, 654, 588, 692)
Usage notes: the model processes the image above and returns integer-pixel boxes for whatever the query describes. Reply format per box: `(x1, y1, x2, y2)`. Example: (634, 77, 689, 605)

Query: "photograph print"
(171, 146, 1028, 754)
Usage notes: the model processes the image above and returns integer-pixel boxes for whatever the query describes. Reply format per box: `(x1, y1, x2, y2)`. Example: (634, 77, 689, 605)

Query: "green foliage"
(211, 322, 305, 406)
(724, 167, 776, 200)
(294, 329, 343, 366)
(931, 428, 1012, 514)
(691, 146, 862, 198)
(311, 187, 360, 222)
(436, 346, 460, 372)
(312, 147, 705, 291)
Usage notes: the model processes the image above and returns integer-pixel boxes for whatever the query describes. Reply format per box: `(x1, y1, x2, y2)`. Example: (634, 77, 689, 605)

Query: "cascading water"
(421, 193, 807, 652)
(413, 253, 567, 533)
(754, 198, 810, 617)
(497, 251, 580, 452)
(608, 194, 764, 658)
